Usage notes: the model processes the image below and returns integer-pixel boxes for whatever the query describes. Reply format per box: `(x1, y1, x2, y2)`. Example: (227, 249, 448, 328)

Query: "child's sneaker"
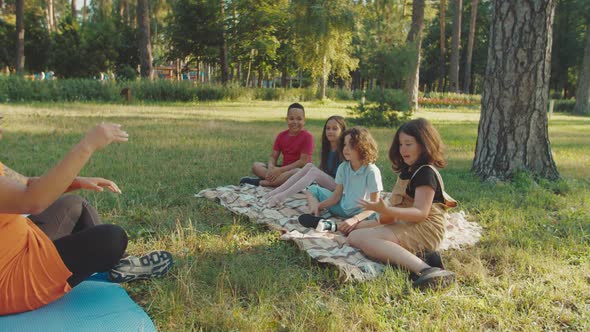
(315, 219, 337, 232)
(239, 177, 261, 186)
(298, 213, 324, 228)
(108, 250, 173, 283)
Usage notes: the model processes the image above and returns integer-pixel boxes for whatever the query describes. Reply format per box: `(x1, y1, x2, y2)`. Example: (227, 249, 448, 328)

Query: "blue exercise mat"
(0, 273, 156, 332)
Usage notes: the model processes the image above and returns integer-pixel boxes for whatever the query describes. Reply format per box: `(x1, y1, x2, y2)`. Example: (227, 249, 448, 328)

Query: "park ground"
(1, 101, 589, 331)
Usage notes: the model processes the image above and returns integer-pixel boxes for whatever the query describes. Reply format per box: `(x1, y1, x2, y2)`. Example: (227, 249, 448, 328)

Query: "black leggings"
(29, 195, 128, 287)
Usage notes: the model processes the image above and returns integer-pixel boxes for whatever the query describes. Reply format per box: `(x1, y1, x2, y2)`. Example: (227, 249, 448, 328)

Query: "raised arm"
(0, 123, 128, 215)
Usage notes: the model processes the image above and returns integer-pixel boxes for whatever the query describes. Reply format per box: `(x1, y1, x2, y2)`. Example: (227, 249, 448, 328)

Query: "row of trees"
(1, 0, 588, 111)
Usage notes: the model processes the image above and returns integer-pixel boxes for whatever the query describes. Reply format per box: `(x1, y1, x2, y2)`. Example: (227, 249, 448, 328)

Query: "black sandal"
(412, 267, 455, 290)
(298, 214, 324, 228)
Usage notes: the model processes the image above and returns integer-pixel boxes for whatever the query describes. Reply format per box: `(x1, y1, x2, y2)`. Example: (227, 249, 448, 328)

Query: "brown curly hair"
(340, 127, 378, 165)
(389, 118, 447, 174)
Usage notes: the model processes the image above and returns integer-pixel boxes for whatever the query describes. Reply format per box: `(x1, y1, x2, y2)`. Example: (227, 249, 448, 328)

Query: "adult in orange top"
(0, 121, 130, 315)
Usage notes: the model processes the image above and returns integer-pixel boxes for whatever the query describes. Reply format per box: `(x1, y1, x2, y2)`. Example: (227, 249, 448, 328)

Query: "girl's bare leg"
(347, 227, 429, 273)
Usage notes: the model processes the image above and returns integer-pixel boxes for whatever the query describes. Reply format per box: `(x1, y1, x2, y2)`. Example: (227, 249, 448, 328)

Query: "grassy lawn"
(1, 101, 589, 331)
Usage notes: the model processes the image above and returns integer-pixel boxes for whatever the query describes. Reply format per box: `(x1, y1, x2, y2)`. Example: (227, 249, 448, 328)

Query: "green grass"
(1, 101, 589, 331)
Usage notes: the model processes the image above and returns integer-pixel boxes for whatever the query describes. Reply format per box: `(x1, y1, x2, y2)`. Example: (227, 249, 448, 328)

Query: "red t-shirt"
(272, 129, 314, 166)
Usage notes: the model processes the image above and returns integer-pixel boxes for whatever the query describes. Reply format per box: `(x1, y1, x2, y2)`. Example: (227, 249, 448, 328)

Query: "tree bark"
(405, 0, 425, 111)
(219, 0, 229, 85)
(473, 0, 559, 181)
(137, 0, 153, 79)
(321, 54, 327, 100)
(449, 0, 462, 92)
(463, 0, 478, 93)
(71, 0, 76, 20)
(574, 22, 590, 115)
(46, 0, 55, 32)
(439, 0, 447, 91)
(83, 0, 88, 23)
(15, 0, 24, 74)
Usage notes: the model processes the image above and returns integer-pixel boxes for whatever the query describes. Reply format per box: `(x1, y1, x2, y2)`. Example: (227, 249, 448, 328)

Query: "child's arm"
(305, 184, 343, 216)
(265, 150, 281, 181)
(359, 185, 435, 223)
(317, 184, 343, 210)
(340, 191, 380, 234)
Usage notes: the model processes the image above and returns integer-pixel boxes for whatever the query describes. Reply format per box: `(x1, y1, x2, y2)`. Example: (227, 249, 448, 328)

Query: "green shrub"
(116, 65, 138, 81)
(552, 99, 575, 113)
(0, 77, 365, 103)
(130, 80, 195, 102)
(348, 89, 411, 127)
(348, 102, 412, 127)
(418, 92, 481, 108)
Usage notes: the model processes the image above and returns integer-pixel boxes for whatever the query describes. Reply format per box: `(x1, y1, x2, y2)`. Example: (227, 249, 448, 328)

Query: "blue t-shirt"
(334, 162, 383, 216)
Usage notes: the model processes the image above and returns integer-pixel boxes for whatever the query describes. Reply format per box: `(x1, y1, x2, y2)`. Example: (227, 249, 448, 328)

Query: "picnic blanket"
(196, 185, 482, 281)
(0, 273, 156, 332)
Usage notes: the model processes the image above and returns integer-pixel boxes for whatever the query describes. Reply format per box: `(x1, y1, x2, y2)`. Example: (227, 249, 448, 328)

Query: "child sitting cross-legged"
(264, 115, 347, 207)
(240, 103, 314, 188)
(303, 127, 383, 234)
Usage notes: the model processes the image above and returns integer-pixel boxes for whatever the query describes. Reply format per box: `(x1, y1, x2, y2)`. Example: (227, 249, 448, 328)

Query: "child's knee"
(302, 163, 314, 170)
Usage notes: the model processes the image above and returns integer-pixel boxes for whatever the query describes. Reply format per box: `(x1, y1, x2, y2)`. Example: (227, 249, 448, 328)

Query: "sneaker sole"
(109, 250, 173, 283)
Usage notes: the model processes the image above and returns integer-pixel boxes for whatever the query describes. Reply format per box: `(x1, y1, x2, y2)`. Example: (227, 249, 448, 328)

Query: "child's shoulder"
(365, 163, 382, 174)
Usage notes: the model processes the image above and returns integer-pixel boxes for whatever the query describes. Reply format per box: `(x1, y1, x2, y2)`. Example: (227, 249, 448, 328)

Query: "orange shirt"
(0, 162, 72, 315)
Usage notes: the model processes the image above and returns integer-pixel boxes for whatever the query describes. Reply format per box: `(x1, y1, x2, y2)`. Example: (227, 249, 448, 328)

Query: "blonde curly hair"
(339, 127, 378, 165)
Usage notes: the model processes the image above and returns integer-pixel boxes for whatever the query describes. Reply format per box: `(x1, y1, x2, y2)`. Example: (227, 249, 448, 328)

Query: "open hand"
(308, 200, 320, 216)
(358, 198, 388, 215)
(74, 177, 122, 193)
(82, 123, 129, 152)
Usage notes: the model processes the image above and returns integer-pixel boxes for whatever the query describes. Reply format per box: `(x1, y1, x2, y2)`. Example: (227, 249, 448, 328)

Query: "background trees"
(0, 0, 586, 109)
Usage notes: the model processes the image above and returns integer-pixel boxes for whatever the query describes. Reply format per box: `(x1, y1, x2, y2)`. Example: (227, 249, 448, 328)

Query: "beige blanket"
(196, 185, 482, 281)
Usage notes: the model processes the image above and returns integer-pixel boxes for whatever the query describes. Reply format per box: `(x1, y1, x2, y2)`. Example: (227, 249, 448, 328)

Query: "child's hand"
(81, 123, 128, 152)
(74, 177, 122, 193)
(359, 198, 388, 215)
(267, 167, 282, 182)
(308, 200, 320, 216)
(339, 217, 359, 235)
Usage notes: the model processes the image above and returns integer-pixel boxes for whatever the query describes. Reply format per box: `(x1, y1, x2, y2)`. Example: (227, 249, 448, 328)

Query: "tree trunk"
(574, 22, 590, 115)
(281, 69, 288, 88)
(449, 0, 462, 92)
(439, 0, 447, 91)
(462, 0, 478, 93)
(71, 0, 76, 20)
(321, 54, 327, 100)
(137, 0, 153, 79)
(83, 0, 88, 23)
(46, 0, 55, 32)
(473, 0, 559, 181)
(219, 0, 229, 85)
(405, 0, 425, 111)
(246, 49, 254, 87)
(15, 0, 24, 74)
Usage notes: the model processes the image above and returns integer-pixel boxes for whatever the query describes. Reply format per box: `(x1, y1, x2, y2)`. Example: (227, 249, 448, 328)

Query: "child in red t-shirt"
(241, 103, 314, 187)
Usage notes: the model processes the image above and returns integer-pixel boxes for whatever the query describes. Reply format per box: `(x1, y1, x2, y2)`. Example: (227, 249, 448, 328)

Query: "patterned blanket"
(196, 185, 482, 281)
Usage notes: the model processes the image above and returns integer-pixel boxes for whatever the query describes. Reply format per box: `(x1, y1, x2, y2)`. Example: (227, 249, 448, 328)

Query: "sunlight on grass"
(1, 102, 589, 331)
